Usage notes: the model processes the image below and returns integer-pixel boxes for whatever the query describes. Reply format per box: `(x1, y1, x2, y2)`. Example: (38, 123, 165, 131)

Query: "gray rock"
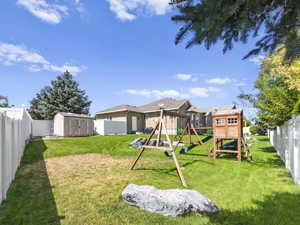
(122, 184, 219, 217)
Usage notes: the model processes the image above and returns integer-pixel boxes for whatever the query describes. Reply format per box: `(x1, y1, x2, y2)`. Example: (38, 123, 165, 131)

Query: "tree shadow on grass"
(0, 139, 64, 225)
(260, 146, 276, 153)
(207, 192, 300, 225)
(135, 157, 213, 178)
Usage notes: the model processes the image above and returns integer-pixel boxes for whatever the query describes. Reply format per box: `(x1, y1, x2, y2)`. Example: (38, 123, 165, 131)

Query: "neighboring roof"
(56, 112, 93, 119)
(212, 108, 243, 116)
(137, 98, 189, 113)
(188, 104, 236, 113)
(96, 104, 142, 115)
(0, 96, 7, 100)
(96, 98, 189, 115)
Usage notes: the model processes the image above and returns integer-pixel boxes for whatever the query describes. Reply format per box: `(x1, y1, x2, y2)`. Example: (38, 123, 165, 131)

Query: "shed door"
(71, 119, 80, 136)
(132, 116, 137, 131)
(80, 119, 87, 136)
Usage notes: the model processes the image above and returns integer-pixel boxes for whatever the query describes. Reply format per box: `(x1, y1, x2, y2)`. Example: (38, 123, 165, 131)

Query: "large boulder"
(122, 184, 219, 217)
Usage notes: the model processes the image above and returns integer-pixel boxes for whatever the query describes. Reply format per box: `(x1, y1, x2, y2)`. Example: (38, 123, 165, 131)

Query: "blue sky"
(0, 0, 262, 118)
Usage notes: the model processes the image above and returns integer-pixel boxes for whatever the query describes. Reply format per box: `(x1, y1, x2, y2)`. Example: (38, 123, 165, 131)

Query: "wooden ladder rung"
(215, 149, 238, 153)
(141, 145, 173, 152)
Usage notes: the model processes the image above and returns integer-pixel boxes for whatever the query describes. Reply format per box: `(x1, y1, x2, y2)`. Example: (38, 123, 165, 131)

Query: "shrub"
(292, 95, 300, 115)
(250, 126, 258, 135)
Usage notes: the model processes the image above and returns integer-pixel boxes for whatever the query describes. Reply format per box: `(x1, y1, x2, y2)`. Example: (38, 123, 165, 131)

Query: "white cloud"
(106, 0, 170, 21)
(125, 86, 221, 99)
(0, 42, 82, 74)
(249, 55, 264, 65)
(208, 87, 221, 92)
(176, 73, 192, 81)
(175, 73, 199, 82)
(17, 0, 68, 24)
(125, 89, 190, 99)
(74, 0, 86, 15)
(188, 87, 220, 97)
(188, 88, 209, 97)
(206, 77, 233, 85)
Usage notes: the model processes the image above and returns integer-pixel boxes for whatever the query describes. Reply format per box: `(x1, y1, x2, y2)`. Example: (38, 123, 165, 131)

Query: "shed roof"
(96, 98, 189, 115)
(137, 98, 189, 113)
(56, 112, 93, 119)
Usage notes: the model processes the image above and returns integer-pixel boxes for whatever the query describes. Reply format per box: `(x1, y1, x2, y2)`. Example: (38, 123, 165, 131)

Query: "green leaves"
(239, 53, 299, 128)
(29, 71, 91, 120)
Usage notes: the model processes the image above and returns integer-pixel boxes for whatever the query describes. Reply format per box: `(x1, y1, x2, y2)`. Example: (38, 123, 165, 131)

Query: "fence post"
(0, 113, 3, 202)
(294, 116, 300, 185)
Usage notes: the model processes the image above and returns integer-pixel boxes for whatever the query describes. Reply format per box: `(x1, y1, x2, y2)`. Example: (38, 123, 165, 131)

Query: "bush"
(250, 126, 258, 135)
(292, 95, 300, 115)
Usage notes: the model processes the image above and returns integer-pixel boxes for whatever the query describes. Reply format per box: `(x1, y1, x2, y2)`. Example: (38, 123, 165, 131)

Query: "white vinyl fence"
(32, 120, 53, 137)
(268, 115, 300, 186)
(0, 108, 32, 203)
(95, 120, 127, 135)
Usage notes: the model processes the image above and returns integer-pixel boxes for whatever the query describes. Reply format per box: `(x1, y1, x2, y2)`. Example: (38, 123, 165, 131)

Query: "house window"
(107, 116, 112, 120)
(215, 118, 225, 126)
(228, 117, 238, 125)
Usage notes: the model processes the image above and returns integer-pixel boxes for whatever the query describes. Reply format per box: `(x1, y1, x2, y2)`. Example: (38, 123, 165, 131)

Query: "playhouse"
(212, 109, 250, 161)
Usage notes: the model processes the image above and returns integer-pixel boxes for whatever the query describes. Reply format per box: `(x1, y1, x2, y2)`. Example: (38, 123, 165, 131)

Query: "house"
(95, 98, 191, 134)
(53, 112, 94, 137)
(95, 98, 236, 135)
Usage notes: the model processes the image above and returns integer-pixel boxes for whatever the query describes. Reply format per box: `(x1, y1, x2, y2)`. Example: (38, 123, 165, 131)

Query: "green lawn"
(0, 135, 300, 225)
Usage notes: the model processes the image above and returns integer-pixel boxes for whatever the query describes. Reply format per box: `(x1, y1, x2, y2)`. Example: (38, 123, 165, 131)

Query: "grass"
(0, 135, 300, 225)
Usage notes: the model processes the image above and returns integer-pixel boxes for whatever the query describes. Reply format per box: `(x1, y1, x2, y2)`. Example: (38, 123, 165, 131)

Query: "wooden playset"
(130, 109, 207, 187)
(211, 109, 252, 161)
(130, 107, 251, 187)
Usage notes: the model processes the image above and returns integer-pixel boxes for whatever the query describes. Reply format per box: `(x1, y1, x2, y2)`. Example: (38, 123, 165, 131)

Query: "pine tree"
(171, 0, 300, 60)
(29, 71, 91, 120)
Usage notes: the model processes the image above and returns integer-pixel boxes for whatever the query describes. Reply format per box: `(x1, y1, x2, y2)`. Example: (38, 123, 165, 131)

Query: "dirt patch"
(20, 154, 133, 177)
(44, 154, 132, 176)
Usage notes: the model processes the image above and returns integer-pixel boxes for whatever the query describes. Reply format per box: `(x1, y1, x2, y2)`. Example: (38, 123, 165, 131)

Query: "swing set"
(130, 109, 209, 187)
(130, 108, 252, 187)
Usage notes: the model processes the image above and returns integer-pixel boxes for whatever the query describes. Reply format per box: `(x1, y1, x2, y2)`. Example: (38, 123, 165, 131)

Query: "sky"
(0, 0, 263, 118)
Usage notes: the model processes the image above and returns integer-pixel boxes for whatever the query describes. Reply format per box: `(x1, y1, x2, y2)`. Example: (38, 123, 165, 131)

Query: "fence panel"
(32, 120, 53, 137)
(95, 120, 127, 135)
(0, 109, 32, 203)
(269, 115, 300, 186)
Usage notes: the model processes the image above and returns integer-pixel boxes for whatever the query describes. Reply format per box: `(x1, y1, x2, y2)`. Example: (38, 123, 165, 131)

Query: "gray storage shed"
(53, 112, 94, 137)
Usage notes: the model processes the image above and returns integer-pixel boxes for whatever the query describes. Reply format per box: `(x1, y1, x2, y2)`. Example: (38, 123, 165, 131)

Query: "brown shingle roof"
(212, 108, 242, 116)
(96, 104, 142, 114)
(137, 98, 189, 113)
(96, 98, 189, 115)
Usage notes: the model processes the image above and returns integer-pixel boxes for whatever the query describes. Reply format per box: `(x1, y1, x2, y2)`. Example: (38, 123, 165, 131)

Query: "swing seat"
(180, 144, 197, 154)
(164, 151, 173, 157)
(201, 135, 213, 143)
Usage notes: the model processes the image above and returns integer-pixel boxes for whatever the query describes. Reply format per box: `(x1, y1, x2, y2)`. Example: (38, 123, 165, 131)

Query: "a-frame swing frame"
(130, 109, 203, 187)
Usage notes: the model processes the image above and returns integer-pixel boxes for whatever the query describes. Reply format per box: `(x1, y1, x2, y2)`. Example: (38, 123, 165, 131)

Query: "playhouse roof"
(212, 108, 243, 116)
